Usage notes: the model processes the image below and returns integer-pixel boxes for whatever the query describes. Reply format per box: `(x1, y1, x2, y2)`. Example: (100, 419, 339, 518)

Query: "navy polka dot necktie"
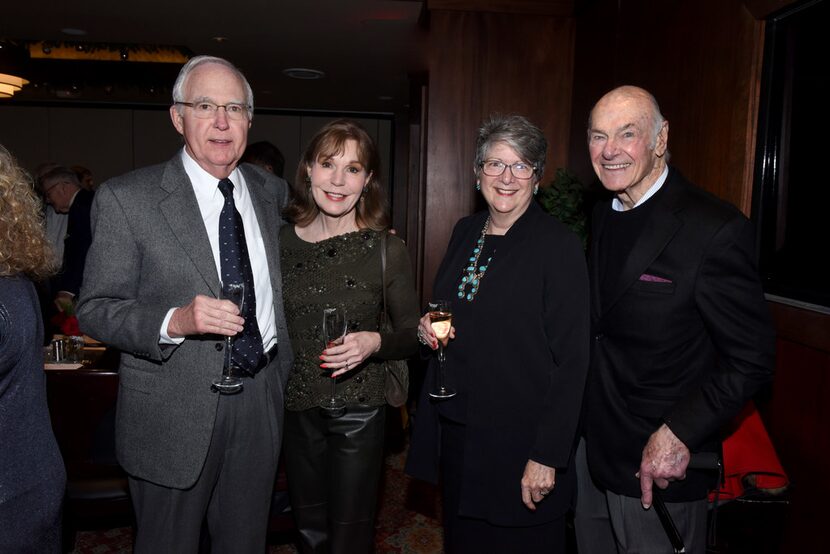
(218, 178, 264, 374)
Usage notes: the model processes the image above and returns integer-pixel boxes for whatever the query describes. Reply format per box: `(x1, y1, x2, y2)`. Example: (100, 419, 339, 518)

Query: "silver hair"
(644, 92, 666, 149)
(474, 114, 547, 183)
(171, 55, 254, 119)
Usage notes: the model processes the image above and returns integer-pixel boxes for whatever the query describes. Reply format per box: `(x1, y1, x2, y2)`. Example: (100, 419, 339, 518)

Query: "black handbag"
(380, 232, 409, 407)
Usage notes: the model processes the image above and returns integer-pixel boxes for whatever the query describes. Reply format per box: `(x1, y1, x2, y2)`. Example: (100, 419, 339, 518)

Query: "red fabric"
(50, 312, 80, 336)
(710, 401, 789, 502)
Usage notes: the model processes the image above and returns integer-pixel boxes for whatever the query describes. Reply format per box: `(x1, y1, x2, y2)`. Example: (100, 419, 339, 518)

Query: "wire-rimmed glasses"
(175, 101, 251, 121)
(479, 159, 536, 179)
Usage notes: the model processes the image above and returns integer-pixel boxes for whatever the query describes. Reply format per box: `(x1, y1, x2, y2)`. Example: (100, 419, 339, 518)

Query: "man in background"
(77, 55, 293, 552)
(241, 140, 285, 178)
(575, 85, 775, 553)
(40, 166, 93, 307)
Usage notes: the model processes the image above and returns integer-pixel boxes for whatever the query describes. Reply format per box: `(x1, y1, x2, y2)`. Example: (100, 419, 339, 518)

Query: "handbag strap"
(380, 231, 389, 325)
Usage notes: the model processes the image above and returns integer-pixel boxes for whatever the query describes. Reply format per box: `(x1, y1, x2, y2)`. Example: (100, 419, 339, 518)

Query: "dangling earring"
(533, 184, 539, 196)
(475, 180, 481, 191)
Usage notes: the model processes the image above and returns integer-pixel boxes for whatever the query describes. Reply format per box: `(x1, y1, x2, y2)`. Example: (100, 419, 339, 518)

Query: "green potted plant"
(536, 168, 588, 250)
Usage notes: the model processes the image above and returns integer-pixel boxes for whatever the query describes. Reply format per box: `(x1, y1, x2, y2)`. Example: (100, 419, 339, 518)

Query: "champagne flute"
(212, 282, 245, 394)
(428, 300, 456, 399)
(320, 307, 347, 416)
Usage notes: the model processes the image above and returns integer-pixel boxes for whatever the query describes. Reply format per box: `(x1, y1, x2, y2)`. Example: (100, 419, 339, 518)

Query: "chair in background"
(45, 368, 133, 551)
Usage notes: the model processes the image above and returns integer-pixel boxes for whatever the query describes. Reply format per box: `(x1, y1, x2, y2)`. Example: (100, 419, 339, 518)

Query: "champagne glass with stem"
(320, 307, 347, 416)
(212, 282, 245, 394)
(428, 300, 456, 399)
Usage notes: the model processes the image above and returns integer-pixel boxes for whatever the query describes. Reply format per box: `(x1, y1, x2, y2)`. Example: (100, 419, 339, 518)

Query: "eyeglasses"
(175, 101, 251, 121)
(480, 159, 536, 180)
(42, 181, 66, 200)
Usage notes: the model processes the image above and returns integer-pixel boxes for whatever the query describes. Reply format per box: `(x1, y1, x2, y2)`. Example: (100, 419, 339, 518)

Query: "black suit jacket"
(584, 168, 775, 501)
(407, 201, 589, 525)
(54, 188, 94, 296)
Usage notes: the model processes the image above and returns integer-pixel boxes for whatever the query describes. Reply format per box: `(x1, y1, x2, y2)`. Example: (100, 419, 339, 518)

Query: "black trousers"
(283, 405, 386, 554)
(128, 373, 278, 554)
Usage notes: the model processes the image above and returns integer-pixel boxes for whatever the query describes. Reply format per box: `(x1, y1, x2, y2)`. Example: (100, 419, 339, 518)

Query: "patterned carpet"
(71, 433, 444, 553)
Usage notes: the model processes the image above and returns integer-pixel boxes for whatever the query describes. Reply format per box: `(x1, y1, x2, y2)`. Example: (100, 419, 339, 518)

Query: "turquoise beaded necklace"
(457, 216, 494, 301)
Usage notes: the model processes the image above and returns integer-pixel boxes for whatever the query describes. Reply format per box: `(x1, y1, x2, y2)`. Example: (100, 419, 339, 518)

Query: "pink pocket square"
(639, 273, 672, 283)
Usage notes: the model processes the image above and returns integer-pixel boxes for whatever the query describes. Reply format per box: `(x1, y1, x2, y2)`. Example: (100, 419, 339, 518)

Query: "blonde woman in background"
(0, 144, 66, 553)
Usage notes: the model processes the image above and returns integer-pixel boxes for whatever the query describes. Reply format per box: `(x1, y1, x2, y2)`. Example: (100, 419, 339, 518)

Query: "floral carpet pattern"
(72, 439, 444, 553)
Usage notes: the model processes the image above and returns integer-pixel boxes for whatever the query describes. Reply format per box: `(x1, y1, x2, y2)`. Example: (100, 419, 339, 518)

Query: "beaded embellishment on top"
(457, 216, 493, 301)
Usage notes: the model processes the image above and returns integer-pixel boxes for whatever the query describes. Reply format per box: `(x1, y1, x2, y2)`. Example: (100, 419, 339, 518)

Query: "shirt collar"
(180, 148, 245, 202)
(611, 165, 669, 212)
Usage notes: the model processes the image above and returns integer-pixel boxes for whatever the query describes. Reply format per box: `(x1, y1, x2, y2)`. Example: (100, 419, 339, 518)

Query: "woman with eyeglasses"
(406, 114, 590, 553)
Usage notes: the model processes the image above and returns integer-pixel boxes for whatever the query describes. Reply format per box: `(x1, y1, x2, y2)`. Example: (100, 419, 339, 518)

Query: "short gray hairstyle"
(171, 55, 254, 119)
(474, 114, 547, 183)
(39, 166, 80, 192)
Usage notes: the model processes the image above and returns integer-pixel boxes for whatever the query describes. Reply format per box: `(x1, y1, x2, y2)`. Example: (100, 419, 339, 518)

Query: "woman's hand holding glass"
(417, 313, 456, 349)
(320, 331, 381, 377)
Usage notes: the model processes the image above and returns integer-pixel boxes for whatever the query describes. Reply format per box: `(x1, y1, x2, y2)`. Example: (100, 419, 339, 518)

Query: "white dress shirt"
(612, 166, 669, 212)
(160, 149, 277, 351)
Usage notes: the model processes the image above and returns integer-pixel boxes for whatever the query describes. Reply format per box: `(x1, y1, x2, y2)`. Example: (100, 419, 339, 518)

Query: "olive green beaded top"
(279, 225, 419, 411)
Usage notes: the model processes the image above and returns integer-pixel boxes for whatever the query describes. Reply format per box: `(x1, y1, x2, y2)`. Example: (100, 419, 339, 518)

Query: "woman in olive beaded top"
(280, 119, 419, 553)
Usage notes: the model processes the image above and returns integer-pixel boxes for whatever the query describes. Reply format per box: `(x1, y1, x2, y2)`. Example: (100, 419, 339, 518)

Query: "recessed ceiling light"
(378, 95, 393, 101)
(212, 37, 228, 43)
(61, 28, 87, 36)
(282, 68, 325, 80)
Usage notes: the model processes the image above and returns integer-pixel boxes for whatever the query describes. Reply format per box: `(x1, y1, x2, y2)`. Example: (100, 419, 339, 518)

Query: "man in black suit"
(40, 166, 93, 306)
(574, 86, 775, 554)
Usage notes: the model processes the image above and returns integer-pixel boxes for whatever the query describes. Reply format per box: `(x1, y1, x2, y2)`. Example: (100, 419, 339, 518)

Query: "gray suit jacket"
(77, 154, 293, 489)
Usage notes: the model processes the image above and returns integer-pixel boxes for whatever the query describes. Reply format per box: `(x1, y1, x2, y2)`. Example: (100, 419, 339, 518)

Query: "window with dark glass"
(754, 0, 830, 309)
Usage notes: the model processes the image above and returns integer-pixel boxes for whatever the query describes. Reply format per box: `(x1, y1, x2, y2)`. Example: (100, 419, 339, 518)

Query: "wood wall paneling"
(422, 9, 574, 299)
(567, 0, 764, 215)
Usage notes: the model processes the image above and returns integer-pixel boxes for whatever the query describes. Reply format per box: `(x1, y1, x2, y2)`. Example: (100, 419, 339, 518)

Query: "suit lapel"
(601, 171, 684, 315)
(159, 157, 222, 297)
(242, 166, 283, 299)
(590, 204, 609, 321)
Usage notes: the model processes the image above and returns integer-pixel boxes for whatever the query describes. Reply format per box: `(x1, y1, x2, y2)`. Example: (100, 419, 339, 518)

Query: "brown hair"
(0, 145, 57, 279)
(284, 119, 389, 230)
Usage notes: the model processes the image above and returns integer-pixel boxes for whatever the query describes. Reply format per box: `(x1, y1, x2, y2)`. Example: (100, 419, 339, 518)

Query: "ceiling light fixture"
(282, 67, 325, 80)
(0, 41, 30, 98)
(27, 41, 190, 63)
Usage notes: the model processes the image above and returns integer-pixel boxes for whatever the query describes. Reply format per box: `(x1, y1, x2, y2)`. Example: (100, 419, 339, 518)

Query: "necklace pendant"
(456, 216, 493, 302)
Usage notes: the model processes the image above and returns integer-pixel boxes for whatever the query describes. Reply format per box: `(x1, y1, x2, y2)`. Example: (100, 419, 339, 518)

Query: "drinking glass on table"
(320, 307, 348, 417)
(428, 300, 456, 399)
(212, 282, 245, 394)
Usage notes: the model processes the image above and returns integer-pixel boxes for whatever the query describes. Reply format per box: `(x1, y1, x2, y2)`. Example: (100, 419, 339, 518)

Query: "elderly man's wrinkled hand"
(167, 294, 244, 338)
(637, 424, 690, 509)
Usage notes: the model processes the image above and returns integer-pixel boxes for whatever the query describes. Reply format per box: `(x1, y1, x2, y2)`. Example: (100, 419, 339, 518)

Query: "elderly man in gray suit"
(77, 56, 293, 553)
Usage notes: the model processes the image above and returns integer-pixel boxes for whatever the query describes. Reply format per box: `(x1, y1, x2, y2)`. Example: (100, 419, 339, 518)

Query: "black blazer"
(407, 201, 589, 526)
(54, 188, 94, 296)
(584, 168, 775, 501)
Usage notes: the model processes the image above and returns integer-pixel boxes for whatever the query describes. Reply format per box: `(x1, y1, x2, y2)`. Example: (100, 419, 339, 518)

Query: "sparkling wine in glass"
(428, 300, 456, 399)
(320, 307, 347, 417)
(212, 282, 245, 394)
